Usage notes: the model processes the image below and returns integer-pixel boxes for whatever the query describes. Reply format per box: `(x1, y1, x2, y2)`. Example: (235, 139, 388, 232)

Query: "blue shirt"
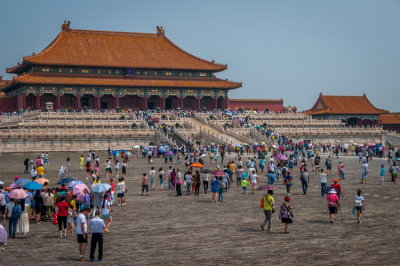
(90, 217, 105, 233)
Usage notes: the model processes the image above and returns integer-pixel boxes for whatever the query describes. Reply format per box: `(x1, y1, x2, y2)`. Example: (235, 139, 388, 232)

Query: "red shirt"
(332, 183, 342, 193)
(110, 183, 115, 192)
(57, 201, 70, 217)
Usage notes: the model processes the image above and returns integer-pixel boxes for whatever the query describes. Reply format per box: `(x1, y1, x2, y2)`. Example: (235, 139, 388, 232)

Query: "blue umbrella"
(24, 181, 43, 190)
(15, 178, 30, 186)
(68, 180, 84, 188)
(92, 183, 112, 193)
(60, 177, 75, 184)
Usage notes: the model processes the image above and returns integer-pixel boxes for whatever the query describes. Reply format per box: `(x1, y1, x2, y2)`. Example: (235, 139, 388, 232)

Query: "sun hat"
(328, 189, 337, 194)
(284, 196, 291, 201)
(333, 179, 338, 183)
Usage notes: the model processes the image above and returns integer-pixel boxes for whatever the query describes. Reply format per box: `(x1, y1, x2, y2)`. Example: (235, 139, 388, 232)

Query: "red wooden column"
(95, 95, 101, 110)
(213, 97, 218, 110)
(225, 97, 229, 109)
(196, 97, 201, 111)
(54, 95, 61, 110)
(34, 94, 41, 110)
(161, 96, 166, 110)
(179, 97, 184, 109)
(74, 95, 81, 110)
(17, 94, 27, 110)
(113, 96, 120, 108)
(142, 96, 148, 110)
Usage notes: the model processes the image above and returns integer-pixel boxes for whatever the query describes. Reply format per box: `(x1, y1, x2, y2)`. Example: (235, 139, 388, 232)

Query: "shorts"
(361, 173, 368, 179)
(117, 193, 124, 198)
(77, 234, 88, 243)
(355, 206, 363, 212)
(328, 206, 338, 214)
(327, 166, 332, 170)
(102, 214, 111, 219)
(0, 205, 5, 215)
(281, 218, 292, 224)
(86, 169, 91, 173)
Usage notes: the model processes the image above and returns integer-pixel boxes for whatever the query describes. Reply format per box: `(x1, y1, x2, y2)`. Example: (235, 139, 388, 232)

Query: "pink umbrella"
(9, 183, 21, 189)
(0, 224, 7, 243)
(73, 183, 90, 201)
(8, 188, 29, 199)
(211, 170, 226, 177)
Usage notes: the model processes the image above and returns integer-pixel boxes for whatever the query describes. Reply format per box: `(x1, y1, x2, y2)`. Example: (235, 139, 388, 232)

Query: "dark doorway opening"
(148, 102, 155, 110)
(165, 98, 172, 110)
(81, 96, 89, 108)
(101, 102, 108, 109)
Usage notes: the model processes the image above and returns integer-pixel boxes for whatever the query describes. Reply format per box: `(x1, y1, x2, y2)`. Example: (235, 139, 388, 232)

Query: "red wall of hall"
(229, 101, 284, 112)
(0, 98, 17, 112)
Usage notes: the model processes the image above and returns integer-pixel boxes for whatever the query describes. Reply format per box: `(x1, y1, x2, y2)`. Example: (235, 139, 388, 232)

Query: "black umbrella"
(200, 169, 212, 173)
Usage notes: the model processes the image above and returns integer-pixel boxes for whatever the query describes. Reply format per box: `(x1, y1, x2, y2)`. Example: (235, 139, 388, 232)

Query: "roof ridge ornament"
(156, 26, 165, 36)
(62, 20, 71, 32)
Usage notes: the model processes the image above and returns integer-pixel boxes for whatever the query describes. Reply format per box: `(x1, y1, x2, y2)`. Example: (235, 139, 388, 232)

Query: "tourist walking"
(176, 169, 182, 196)
(141, 173, 149, 196)
(185, 171, 193, 195)
(77, 207, 90, 261)
(158, 167, 165, 190)
(101, 195, 112, 233)
(34, 190, 44, 223)
(149, 167, 156, 191)
(217, 177, 224, 202)
(325, 156, 332, 175)
(16, 200, 29, 238)
(202, 171, 209, 194)
(380, 164, 386, 185)
(116, 178, 127, 206)
(5, 199, 21, 239)
(390, 162, 399, 183)
(250, 170, 258, 194)
(260, 190, 274, 231)
(284, 172, 293, 195)
(56, 196, 70, 238)
(300, 168, 309, 195)
(279, 197, 293, 233)
(361, 161, 368, 184)
(354, 190, 365, 223)
(320, 169, 327, 196)
(327, 189, 340, 223)
(89, 211, 105, 262)
(331, 179, 344, 198)
(194, 171, 201, 196)
(211, 177, 219, 202)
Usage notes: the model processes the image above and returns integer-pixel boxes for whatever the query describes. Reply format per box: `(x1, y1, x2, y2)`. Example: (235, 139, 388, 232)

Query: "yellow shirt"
(229, 164, 236, 173)
(263, 195, 274, 211)
(37, 166, 45, 175)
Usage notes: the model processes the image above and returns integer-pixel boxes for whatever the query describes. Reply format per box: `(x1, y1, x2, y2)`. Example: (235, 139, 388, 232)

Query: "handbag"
(52, 213, 58, 225)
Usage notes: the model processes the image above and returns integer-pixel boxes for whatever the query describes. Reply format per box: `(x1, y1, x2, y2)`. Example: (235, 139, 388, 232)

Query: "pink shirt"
(326, 193, 339, 207)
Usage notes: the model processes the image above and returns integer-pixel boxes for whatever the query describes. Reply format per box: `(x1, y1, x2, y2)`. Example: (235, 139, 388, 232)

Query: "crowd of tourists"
(1, 142, 400, 261)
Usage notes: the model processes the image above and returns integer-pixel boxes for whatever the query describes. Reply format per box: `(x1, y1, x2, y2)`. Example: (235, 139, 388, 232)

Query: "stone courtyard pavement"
(0, 151, 399, 265)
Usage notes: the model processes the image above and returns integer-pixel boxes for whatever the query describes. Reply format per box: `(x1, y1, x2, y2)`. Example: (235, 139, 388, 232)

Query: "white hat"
(328, 189, 337, 194)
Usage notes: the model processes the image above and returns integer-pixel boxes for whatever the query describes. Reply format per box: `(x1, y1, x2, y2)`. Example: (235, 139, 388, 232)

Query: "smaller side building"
(380, 113, 400, 133)
(229, 99, 285, 112)
(306, 93, 388, 127)
(0, 77, 16, 112)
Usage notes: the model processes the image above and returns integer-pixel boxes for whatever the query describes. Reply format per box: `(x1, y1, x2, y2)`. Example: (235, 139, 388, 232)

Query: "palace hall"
(2, 21, 241, 111)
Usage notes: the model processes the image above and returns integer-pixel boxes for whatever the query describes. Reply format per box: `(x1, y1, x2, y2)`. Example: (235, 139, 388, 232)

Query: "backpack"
(11, 204, 22, 219)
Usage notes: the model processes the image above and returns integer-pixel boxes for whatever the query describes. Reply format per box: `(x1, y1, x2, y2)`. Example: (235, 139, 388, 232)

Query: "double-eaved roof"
(4, 22, 241, 92)
(306, 93, 388, 115)
(7, 23, 226, 73)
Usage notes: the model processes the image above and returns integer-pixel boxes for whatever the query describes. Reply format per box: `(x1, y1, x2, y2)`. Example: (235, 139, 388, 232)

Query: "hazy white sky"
(1, 0, 399, 111)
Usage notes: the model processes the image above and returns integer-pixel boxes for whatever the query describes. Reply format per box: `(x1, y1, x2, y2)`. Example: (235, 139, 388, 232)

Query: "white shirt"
(101, 200, 111, 215)
(320, 173, 327, 183)
(185, 174, 192, 183)
(117, 182, 126, 193)
(90, 217, 105, 234)
(76, 213, 87, 234)
(250, 174, 258, 183)
(149, 170, 156, 177)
